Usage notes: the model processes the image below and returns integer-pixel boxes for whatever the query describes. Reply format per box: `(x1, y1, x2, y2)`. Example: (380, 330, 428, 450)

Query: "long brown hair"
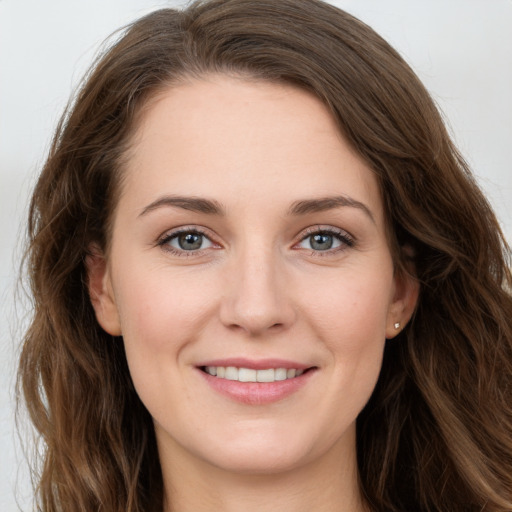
(18, 0, 512, 510)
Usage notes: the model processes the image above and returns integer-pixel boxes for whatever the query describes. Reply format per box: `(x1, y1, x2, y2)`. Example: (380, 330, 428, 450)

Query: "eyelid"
(293, 225, 355, 254)
(155, 224, 355, 257)
(156, 225, 221, 255)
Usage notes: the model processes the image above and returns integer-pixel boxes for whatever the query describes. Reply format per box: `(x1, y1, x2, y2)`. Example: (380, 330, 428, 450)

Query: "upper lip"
(195, 358, 313, 370)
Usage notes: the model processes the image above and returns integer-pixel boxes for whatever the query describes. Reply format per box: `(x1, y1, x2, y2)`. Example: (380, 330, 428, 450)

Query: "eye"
(296, 228, 354, 253)
(159, 229, 215, 253)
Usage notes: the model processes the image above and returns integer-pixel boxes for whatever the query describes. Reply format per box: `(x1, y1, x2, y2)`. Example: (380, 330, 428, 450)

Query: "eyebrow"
(138, 195, 225, 217)
(288, 195, 375, 223)
(138, 194, 375, 223)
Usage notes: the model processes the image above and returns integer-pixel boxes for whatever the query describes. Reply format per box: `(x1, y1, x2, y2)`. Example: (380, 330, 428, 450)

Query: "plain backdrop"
(1, 0, 511, 509)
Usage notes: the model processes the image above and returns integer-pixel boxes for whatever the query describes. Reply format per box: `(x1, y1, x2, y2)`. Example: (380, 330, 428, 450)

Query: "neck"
(158, 431, 367, 512)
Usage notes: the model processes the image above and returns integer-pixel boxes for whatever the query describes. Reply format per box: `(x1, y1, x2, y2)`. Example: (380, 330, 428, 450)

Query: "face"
(88, 76, 418, 476)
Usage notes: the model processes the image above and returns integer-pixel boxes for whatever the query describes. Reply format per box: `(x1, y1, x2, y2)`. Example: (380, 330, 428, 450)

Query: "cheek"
(111, 263, 221, 409)
(300, 263, 394, 387)
(305, 265, 394, 341)
(111, 264, 221, 416)
(115, 263, 218, 347)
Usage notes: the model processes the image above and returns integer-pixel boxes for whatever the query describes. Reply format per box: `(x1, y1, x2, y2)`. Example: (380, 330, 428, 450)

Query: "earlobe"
(385, 267, 420, 340)
(85, 246, 122, 336)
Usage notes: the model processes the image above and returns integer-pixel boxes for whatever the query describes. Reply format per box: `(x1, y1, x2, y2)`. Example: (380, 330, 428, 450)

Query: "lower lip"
(197, 368, 316, 405)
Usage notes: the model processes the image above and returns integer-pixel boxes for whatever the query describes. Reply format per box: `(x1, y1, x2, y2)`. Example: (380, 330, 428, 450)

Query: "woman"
(18, 0, 512, 510)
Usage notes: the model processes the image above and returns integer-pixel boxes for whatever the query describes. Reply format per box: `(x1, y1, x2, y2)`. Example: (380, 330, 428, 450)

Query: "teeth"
(274, 368, 287, 381)
(238, 368, 257, 382)
(225, 366, 238, 380)
(204, 366, 306, 382)
(257, 369, 275, 382)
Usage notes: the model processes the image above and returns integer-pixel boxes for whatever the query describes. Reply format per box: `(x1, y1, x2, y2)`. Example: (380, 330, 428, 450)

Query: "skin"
(87, 75, 419, 512)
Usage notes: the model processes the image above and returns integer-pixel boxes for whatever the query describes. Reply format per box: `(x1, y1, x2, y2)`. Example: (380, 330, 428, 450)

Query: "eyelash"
(156, 225, 355, 257)
(294, 226, 355, 256)
(157, 227, 217, 257)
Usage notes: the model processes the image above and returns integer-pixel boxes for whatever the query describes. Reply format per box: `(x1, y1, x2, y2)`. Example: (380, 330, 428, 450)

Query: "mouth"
(199, 365, 314, 383)
(196, 359, 317, 404)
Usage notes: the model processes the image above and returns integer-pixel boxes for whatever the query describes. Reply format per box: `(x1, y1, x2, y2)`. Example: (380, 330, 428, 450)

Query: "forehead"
(118, 75, 383, 223)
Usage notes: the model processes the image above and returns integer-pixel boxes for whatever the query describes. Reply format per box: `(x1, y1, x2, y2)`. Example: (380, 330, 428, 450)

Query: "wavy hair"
(18, 0, 512, 510)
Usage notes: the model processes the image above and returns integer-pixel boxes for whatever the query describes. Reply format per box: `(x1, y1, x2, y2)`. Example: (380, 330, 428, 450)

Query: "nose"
(219, 247, 296, 336)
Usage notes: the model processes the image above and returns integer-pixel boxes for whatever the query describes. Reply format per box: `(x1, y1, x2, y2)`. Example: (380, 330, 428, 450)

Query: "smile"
(197, 362, 316, 404)
(202, 366, 305, 382)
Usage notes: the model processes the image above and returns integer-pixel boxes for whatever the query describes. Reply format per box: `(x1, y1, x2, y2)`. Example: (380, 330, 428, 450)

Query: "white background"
(1, 0, 511, 509)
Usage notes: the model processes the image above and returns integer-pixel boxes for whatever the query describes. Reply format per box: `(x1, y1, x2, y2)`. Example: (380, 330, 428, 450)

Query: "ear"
(85, 246, 122, 336)
(385, 263, 420, 340)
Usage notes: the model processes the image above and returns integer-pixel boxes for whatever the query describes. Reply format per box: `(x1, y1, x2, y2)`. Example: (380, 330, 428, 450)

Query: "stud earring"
(394, 322, 401, 330)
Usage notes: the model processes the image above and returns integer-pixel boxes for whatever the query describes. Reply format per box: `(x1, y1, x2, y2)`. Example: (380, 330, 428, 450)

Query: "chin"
(183, 420, 352, 476)
(206, 443, 310, 475)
